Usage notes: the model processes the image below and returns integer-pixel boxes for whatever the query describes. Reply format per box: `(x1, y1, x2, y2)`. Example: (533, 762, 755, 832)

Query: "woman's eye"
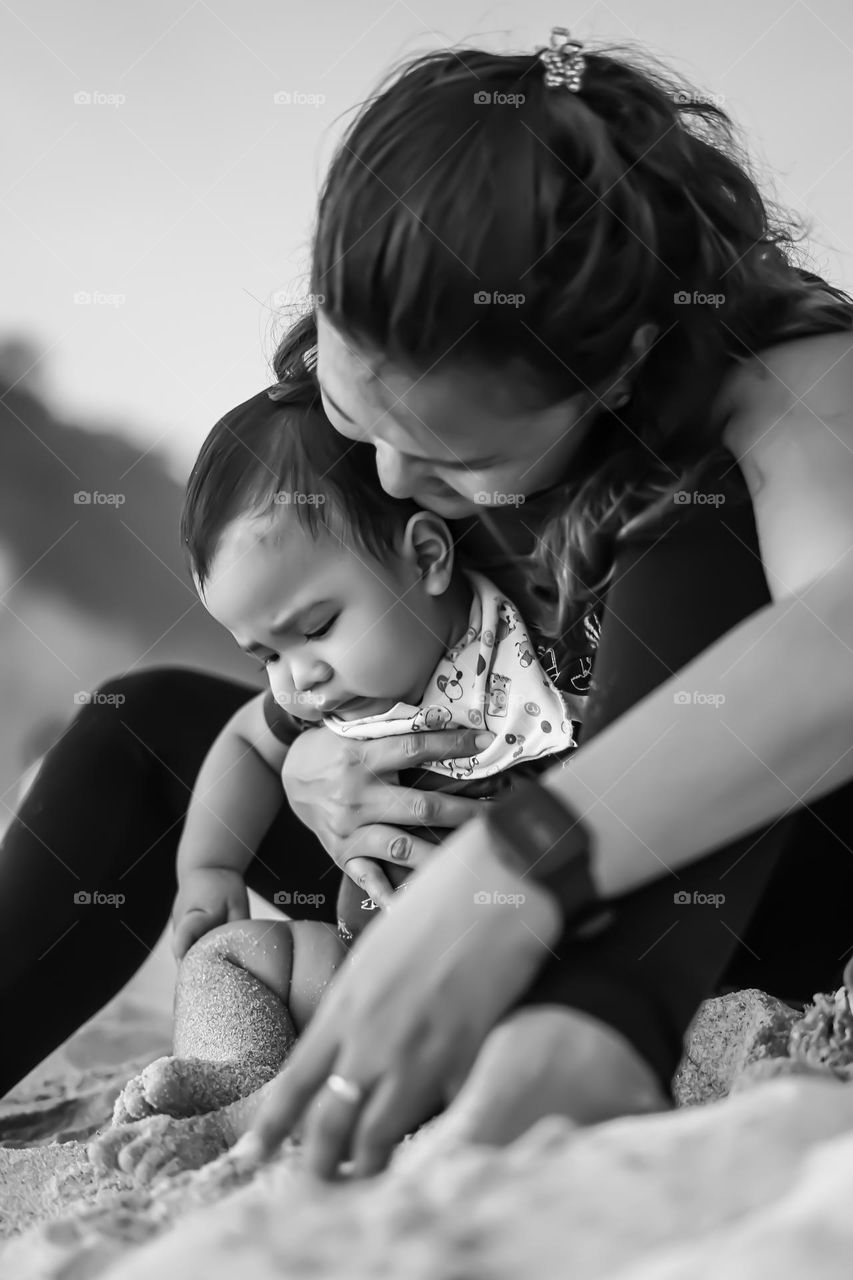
(305, 615, 338, 640)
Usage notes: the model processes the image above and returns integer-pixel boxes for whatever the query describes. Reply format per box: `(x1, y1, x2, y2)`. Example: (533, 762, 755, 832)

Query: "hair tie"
(539, 27, 586, 93)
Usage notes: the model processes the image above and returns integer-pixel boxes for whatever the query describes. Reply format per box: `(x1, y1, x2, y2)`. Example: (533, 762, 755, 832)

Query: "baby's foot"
(89, 1110, 235, 1184)
(112, 1056, 277, 1124)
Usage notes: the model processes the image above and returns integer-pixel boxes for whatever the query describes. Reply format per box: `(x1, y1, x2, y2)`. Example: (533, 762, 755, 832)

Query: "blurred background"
(1, 0, 852, 831)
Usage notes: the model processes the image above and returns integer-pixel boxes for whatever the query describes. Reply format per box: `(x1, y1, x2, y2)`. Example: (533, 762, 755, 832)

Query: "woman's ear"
(399, 512, 456, 594)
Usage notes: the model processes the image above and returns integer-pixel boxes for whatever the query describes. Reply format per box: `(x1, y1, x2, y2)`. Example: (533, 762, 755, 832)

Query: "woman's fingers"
(361, 728, 495, 778)
(339, 825, 443, 873)
(342, 856, 394, 910)
(250, 1022, 341, 1158)
(348, 1061, 445, 1178)
(356, 783, 487, 836)
(301, 1075, 370, 1180)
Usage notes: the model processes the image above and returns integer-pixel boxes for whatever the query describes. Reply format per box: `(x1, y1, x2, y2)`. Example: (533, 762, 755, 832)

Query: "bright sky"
(2, 0, 852, 479)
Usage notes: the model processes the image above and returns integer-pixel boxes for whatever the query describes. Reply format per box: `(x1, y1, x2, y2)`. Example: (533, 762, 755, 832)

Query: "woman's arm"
(544, 558, 853, 898)
(552, 328, 853, 900)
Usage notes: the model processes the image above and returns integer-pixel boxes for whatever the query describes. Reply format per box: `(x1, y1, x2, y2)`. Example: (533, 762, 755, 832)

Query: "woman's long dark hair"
(310, 39, 853, 644)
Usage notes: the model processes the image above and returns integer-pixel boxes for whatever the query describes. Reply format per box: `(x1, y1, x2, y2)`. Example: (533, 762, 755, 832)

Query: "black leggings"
(2, 467, 852, 1099)
(0, 668, 337, 1096)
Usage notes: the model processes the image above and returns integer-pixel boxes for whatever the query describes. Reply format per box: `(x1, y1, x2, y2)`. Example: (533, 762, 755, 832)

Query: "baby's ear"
(400, 512, 455, 592)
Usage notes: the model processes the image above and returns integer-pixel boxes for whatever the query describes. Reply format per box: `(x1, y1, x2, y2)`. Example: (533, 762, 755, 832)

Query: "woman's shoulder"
(712, 273, 853, 600)
(716, 271, 853, 451)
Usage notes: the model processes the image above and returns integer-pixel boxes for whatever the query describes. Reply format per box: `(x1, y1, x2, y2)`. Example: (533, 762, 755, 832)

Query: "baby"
(92, 320, 583, 1179)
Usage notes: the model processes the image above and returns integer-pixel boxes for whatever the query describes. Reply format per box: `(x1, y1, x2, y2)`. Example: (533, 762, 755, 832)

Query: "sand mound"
(4, 987, 853, 1279)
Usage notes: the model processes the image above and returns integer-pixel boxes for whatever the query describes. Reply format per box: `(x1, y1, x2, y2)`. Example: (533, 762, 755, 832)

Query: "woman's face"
(316, 313, 601, 519)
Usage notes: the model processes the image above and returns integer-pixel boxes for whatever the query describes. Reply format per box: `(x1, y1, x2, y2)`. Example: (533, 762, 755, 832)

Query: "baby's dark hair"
(311, 38, 853, 643)
(181, 312, 421, 591)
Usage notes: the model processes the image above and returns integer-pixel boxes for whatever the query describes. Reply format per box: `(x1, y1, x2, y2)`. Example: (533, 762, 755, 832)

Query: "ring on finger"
(325, 1074, 365, 1106)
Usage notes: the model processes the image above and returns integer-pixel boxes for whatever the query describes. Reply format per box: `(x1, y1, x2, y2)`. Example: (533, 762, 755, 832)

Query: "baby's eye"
(305, 615, 339, 641)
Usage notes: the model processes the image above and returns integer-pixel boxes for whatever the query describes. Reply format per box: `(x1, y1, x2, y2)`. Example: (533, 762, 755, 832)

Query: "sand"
(6, 1070, 853, 1280)
(5, 939, 853, 1280)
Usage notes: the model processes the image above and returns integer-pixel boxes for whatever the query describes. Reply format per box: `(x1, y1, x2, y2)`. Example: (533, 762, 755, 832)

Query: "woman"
(244, 33, 853, 1175)
(3, 30, 852, 1173)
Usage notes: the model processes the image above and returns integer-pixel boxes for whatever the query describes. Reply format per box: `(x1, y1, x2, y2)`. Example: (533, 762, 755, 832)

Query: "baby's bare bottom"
(112, 919, 347, 1125)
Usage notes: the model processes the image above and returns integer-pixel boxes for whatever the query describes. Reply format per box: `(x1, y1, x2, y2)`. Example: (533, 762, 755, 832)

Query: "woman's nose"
(374, 443, 419, 500)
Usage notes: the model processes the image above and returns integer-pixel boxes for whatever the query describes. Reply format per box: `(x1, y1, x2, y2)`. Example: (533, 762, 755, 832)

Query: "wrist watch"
(480, 775, 616, 940)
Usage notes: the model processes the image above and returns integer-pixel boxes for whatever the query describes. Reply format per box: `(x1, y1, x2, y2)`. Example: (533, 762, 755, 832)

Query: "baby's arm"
(173, 691, 290, 958)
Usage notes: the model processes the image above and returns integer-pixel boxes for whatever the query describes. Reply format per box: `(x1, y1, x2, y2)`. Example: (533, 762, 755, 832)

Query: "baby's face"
(201, 509, 454, 721)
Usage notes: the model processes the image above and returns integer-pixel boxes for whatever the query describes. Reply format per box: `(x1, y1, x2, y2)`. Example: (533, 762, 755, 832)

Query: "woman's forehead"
(316, 313, 521, 457)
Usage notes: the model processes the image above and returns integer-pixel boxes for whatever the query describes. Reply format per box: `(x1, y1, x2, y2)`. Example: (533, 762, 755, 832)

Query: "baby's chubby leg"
(112, 919, 346, 1124)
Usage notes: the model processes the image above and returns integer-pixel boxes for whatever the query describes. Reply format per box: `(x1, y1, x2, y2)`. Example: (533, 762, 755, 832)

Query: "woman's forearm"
(541, 564, 853, 899)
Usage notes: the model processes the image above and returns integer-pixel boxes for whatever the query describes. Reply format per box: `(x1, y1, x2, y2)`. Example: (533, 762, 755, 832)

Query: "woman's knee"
(85, 666, 255, 751)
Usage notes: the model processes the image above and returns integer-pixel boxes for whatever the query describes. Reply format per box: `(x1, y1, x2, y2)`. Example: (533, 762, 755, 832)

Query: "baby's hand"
(171, 868, 249, 960)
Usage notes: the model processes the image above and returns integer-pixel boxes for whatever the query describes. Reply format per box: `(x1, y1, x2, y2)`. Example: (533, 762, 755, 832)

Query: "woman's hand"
(247, 815, 564, 1178)
(281, 723, 495, 909)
